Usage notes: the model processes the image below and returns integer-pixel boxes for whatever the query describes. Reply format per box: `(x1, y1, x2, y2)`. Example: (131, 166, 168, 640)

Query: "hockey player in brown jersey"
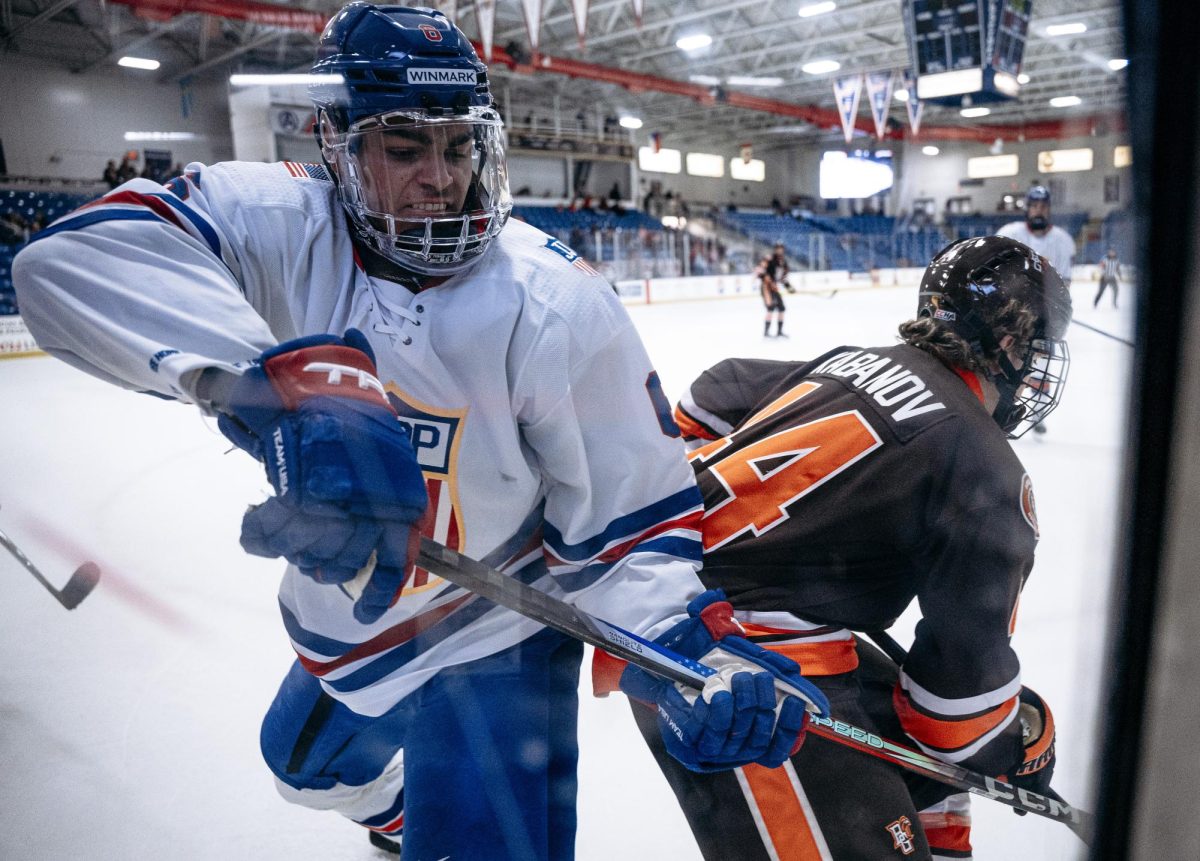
(608, 236, 1072, 860)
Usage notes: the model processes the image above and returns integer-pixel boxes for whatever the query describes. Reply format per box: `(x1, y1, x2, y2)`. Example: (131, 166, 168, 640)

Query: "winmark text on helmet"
(811, 350, 945, 422)
(407, 68, 476, 85)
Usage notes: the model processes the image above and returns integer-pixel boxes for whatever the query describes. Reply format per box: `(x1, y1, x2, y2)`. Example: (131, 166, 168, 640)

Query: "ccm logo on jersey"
(811, 350, 946, 422)
(407, 68, 475, 85)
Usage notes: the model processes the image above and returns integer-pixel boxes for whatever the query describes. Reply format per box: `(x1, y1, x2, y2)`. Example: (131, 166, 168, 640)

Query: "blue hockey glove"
(620, 590, 830, 773)
(217, 330, 427, 623)
(1005, 686, 1057, 813)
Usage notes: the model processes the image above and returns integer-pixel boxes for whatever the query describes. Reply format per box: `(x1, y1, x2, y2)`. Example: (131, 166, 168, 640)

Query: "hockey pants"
(260, 627, 583, 861)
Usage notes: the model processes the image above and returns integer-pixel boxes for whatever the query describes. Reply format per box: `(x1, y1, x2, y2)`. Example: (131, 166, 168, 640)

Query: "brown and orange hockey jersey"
(674, 342, 1039, 778)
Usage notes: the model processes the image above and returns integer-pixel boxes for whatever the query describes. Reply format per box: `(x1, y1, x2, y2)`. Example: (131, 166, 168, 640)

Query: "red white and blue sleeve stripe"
(541, 485, 704, 593)
(29, 180, 235, 273)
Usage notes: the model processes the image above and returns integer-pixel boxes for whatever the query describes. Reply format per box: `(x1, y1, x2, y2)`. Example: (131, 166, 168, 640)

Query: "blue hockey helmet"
(1026, 185, 1051, 204)
(917, 235, 1072, 437)
(309, 3, 511, 275)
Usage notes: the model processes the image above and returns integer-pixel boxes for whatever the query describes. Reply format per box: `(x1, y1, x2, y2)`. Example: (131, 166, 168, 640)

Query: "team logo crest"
(885, 816, 916, 855)
(418, 23, 443, 41)
(386, 386, 467, 594)
(1019, 473, 1040, 538)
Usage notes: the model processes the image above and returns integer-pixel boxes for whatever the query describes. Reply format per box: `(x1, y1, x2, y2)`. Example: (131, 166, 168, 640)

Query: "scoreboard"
(903, 0, 1032, 104)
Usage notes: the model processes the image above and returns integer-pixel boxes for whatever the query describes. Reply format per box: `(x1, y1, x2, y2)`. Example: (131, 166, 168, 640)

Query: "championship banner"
(519, 0, 544, 54)
(740, 142, 753, 163)
(631, 0, 644, 27)
(901, 68, 924, 136)
(650, 131, 662, 153)
(571, 0, 590, 48)
(474, 0, 496, 61)
(833, 74, 863, 144)
(865, 71, 895, 140)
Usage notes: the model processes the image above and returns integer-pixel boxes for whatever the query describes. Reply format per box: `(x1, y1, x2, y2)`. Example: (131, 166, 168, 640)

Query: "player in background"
(756, 242, 791, 338)
(609, 236, 1070, 860)
(1095, 247, 1122, 309)
(997, 185, 1076, 289)
(12, 4, 823, 858)
(996, 185, 1074, 436)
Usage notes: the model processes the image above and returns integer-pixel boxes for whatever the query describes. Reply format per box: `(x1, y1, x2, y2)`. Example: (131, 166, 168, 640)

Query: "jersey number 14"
(690, 382, 883, 551)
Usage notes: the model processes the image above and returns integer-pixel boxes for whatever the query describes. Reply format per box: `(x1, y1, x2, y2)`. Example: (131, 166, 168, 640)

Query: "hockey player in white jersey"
(12, 4, 824, 858)
(996, 185, 1076, 287)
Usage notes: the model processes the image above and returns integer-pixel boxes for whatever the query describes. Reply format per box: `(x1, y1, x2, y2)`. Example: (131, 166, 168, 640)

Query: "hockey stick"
(1073, 318, 1134, 347)
(413, 537, 1091, 834)
(863, 630, 1093, 845)
(0, 515, 100, 610)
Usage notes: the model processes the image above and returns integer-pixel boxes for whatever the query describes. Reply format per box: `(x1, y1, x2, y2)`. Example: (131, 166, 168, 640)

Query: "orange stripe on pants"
(736, 760, 832, 861)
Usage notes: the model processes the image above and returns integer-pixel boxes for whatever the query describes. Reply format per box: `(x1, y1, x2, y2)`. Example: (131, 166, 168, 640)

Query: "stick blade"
(58, 562, 100, 610)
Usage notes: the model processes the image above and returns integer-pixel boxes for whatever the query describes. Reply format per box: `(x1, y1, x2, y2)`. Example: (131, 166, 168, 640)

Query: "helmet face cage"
(918, 236, 1072, 437)
(997, 337, 1071, 438)
(320, 106, 511, 275)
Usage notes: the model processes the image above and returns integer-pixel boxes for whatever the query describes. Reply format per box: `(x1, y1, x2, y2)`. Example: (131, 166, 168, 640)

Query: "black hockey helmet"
(917, 235, 1072, 437)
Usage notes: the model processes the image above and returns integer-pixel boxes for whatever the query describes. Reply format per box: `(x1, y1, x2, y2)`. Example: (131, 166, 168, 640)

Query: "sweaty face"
(353, 123, 476, 221)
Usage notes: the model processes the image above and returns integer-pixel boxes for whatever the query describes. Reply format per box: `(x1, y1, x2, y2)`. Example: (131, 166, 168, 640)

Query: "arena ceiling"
(1, 0, 1127, 148)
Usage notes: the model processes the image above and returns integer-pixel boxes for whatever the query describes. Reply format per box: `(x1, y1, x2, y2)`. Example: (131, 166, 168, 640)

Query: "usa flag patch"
(543, 237, 600, 276)
(282, 161, 330, 182)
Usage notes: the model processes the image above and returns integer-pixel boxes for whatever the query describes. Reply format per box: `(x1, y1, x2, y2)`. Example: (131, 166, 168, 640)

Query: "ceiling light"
(618, 116, 643, 129)
(675, 34, 713, 52)
(922, 145, 940, 156)
(1045, 22, 1087, 37)
(124, 131, 197, 141)
(689, 74, 721, 86)
(801, 59, 841, 75)
(1017, 73, 1031, 84)
(798, 1, 837, 17)
(960, 106, 991, 118)
(118, 56, 160, 71)
(726, 75, 784, 87)
(229, 73, 344, 86)
(1108, 58, 1129, 71)
(893, 88, 909, 102)
(1049, 95, 1083, 107)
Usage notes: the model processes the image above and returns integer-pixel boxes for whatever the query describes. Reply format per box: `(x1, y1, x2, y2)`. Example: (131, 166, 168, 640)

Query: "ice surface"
(0, 281, 1132, 859)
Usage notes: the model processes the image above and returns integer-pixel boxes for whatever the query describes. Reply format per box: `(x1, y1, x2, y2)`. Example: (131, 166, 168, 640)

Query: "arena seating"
(0, 189, 99, 314)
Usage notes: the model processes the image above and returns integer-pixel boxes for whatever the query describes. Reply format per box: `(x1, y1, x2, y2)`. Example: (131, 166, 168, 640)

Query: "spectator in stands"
(103, 160, 120, 189)
(608, 181, 622, 203)
(0, 213, 25, 244)
(1095, 248, 1122, 309)
(29, 211, 46, 234)
(116, 155, 138, 183)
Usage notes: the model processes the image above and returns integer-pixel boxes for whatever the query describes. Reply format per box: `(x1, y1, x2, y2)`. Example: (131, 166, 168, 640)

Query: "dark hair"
(898, 297, 1036, 374)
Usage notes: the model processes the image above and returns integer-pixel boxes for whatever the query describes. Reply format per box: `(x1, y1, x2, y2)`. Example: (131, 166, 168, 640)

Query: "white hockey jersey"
(13, 161, 704, 715)
(995, 220, 1076, 286)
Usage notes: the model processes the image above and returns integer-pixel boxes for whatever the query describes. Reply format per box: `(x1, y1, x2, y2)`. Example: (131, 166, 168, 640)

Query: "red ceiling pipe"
(107, 0, 327, 33)
(105, 0, 1123, 144)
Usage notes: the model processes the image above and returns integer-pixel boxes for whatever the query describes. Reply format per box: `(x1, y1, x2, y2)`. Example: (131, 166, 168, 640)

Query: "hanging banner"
(865, 71, 894, 140)
(901, 68, 923, 136)
(474, 0, 496, 61)
(428, 0, 458, 24)
(833, 74, 863, 144)
(631, 0, 644, 27)
(740, 142, 753, 164)
(519, 0, 544, 55)
(571, 0, 589, 48)
(650, 131, 662, 153)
